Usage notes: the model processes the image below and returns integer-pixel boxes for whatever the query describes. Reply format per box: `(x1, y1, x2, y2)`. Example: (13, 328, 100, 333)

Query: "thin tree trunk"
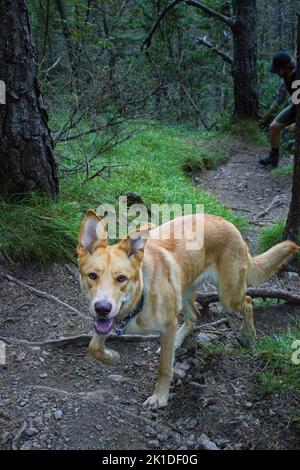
(284, 13, 300, 243)
(0, 0, 59, 198)
(277, 0, 283, 49)
(100, 0, 116, 82)
(55, 0, 79, 82)
(41, 0, 50, 61)
(231, 0, 259, 119)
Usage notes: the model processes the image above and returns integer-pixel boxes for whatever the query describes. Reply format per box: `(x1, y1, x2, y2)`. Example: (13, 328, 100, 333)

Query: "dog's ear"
(119, 223, 153, 261)
(77, 209, 107, 255)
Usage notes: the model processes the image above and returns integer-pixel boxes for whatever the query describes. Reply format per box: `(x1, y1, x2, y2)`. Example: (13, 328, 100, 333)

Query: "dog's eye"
(117, 275, 127, 283)
(88, 272, 98, 280)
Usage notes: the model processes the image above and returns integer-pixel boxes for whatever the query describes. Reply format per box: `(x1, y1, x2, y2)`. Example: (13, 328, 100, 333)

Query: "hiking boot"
(257, 153, 279, 167)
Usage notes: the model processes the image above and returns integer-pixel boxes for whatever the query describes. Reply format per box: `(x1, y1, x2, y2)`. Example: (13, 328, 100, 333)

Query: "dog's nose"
(94, 301, 112, 316)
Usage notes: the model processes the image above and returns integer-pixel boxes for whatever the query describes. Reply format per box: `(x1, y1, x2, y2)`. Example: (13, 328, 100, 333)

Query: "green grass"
(198, 328, 300, 433)
(0, 193, 81, 264)
(0, 124, 246, 264)
(258, 219, 300, 262)
(219, 117, 268, 146)
(203, 328, 300, 398)
(272, 164, 293, 177)
(253, 329, 300, 394)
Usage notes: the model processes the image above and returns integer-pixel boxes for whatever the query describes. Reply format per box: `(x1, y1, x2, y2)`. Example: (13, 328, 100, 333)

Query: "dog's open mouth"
(94, 318, 114, 335)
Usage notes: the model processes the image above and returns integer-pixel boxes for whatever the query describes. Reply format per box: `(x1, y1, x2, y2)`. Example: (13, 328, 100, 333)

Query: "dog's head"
(77, 209, 152, 336)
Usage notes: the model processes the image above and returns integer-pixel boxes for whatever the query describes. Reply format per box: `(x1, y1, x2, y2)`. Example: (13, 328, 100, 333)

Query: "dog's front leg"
(144, 319, 177, 409)
(89, 334, 120, 365)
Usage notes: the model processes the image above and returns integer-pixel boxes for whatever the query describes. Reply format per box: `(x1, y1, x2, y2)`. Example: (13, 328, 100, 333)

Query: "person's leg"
(258, 104, 295, 167)
(269, 120, 286, 149)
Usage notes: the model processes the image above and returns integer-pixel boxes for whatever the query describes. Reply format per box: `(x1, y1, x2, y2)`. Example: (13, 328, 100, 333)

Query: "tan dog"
(77, 210, 298, 408)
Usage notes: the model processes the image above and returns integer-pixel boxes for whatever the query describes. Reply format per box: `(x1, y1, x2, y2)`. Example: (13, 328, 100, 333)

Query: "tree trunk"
(55, 0, 80, 82)
(284, 13, 300, 243)
(0, 0, 59, 198)
(231, 0, 259, 119)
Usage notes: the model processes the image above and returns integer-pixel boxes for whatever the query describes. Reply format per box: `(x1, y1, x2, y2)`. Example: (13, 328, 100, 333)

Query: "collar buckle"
(114, 291, 144, 336)
(115, 320, 127, 336)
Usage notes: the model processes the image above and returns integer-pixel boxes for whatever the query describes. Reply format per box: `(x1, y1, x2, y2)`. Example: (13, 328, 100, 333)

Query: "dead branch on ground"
(196, 287, 300, 309)
(0, 272, 88, 321)
(11, 421, 27, 450)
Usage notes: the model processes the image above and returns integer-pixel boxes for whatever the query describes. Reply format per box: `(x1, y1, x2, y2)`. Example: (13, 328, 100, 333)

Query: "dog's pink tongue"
(95, 318, 114, 335)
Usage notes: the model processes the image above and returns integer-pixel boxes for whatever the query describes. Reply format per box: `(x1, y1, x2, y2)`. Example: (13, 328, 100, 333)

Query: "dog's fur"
(77, 210, 298, 408)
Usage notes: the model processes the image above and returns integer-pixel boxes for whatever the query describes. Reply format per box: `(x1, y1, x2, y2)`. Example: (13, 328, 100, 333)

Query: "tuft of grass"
(201, 328, 300, 398)
(0, 193, 81, 264)
(0, 124, 246, 264)
(272, 165, 293, 177)
(258, 219, 300, 262)
(253, 329, 300, 394)
(181, 142, 229, 176)
(252, 297, 283, 308)
(219, 117, 268, 146)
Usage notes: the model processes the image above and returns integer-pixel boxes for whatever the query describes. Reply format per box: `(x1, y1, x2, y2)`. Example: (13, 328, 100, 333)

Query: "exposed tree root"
(11, 421, 27, 450)
(0, 319, 230, 348)
(253, 195, 285, 220)
(0, 333, 159, 347)
(196, 287, 300, 311)
(0, 271, 88, 321)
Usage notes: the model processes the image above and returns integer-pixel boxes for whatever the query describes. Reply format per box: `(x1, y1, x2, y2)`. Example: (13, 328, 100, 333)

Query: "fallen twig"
(0, 272, 88, 321)
(193, 318, 230, 331)
(197, 287, 300, 307)
(44, 55, 61, 76)
(0, 302, 35, 316)
(253, 195, 285, 220)
(0, 333, 158, 347)
(11, 421, 27, 450)
(65, 264, 80, 283)
(189, 381, 208, 390)
(0, 319, 231, 349)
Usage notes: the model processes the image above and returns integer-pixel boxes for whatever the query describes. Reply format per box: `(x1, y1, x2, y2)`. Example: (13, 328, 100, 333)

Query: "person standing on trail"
(258, 52, 296, 168)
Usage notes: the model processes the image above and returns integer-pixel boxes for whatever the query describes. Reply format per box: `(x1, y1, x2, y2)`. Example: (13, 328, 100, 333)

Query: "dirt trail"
(0, 140, 299, 450)
(199, 139, 294, 248)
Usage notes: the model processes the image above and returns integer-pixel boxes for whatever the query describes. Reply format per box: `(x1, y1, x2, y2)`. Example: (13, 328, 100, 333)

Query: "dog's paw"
(143, 393, 168, 409)
(235, 332, 255, 349)
(102, 349, 120, 364)
(91, 348, 120, 365)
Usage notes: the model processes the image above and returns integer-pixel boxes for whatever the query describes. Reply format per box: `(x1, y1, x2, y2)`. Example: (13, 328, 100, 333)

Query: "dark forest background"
(28, 0, 298, 129)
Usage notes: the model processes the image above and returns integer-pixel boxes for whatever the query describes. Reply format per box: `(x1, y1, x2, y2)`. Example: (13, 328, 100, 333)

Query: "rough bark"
(231, 0, 259, 119)
(284, 13, 300, 243)
(0, 0, 59, 198)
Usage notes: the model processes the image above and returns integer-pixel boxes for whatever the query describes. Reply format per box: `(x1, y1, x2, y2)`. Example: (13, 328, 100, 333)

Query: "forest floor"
(0, 137, 300, 451)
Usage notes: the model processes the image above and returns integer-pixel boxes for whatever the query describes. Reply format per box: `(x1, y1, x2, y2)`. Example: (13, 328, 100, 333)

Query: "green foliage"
(258, 220, 300, 262)
(202, 328, 300, 398)
(181, 133, 230, 174)
(219, 118, 268, 145)
(272, 164, 294, 177)
(253, 329, 300, 394)
(258, 59, 288, 113)
(0, 125, 246, 264)
(0, 193, 81, 264)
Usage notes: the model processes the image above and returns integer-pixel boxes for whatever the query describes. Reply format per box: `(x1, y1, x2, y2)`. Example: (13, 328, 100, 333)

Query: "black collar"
(115, 291, 145, 336)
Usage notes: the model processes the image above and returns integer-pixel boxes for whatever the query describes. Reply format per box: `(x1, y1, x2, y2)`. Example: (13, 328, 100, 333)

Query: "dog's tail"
(246, 240, 299, 285)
